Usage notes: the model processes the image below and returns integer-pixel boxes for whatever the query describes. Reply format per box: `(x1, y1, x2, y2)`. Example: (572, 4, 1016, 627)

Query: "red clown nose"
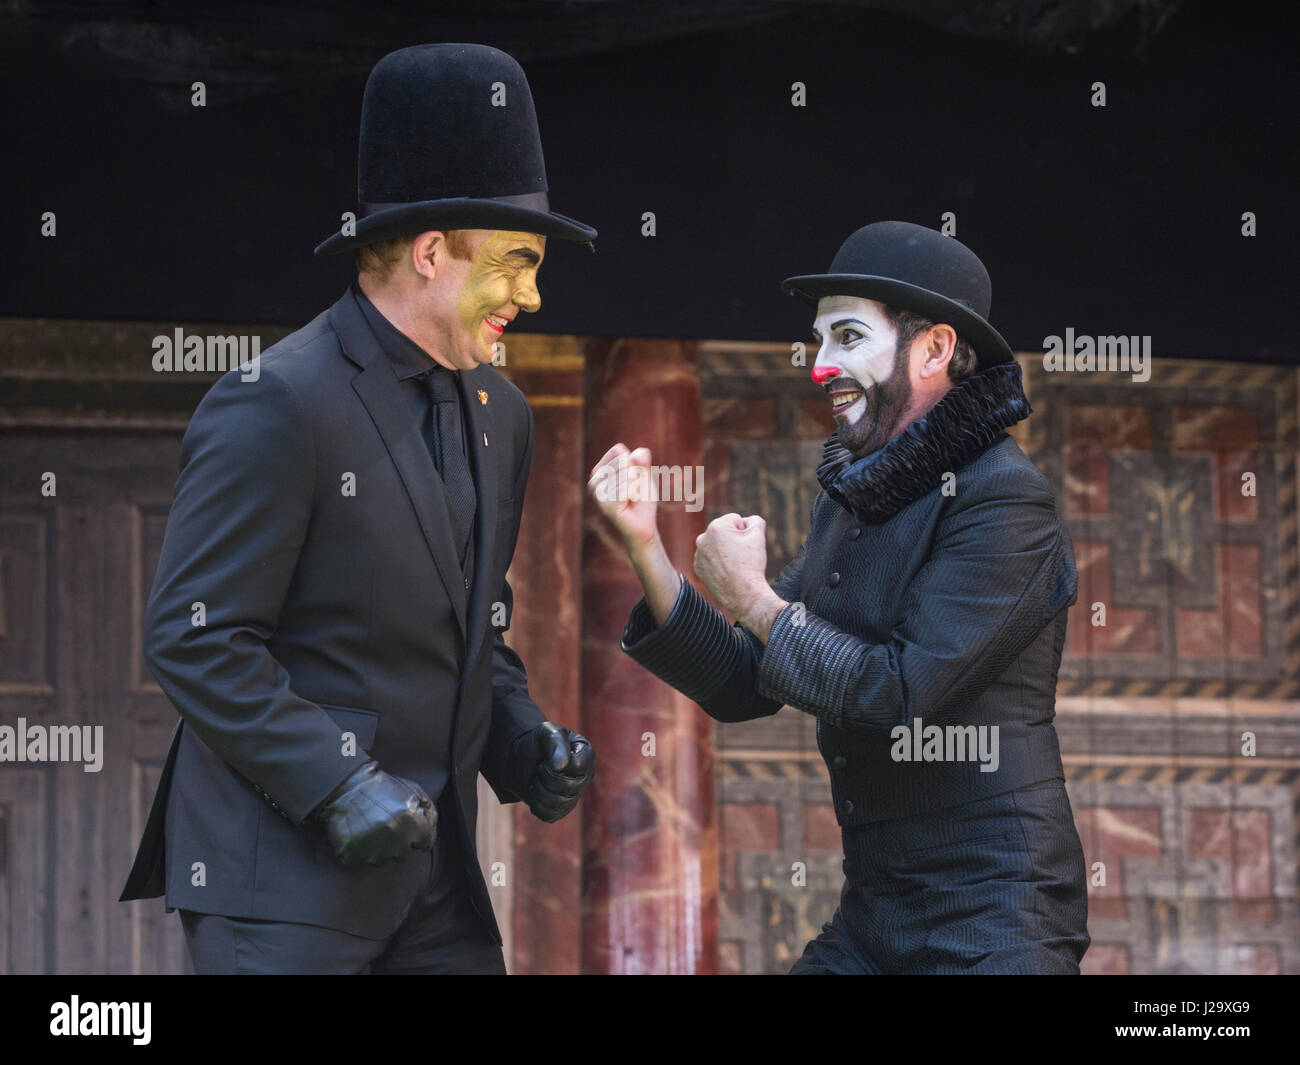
(811, 366, 840, 385)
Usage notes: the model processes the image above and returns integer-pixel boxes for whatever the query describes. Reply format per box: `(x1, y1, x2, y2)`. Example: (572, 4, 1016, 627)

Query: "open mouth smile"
(826, 384, 865, 414)
(484, 313, 513, 335)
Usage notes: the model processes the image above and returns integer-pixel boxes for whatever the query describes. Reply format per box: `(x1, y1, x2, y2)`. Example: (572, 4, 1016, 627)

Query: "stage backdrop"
(0, 320, 1295, 974)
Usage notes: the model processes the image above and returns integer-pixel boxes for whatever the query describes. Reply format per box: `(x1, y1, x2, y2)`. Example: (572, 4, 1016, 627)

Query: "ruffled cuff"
(621, 575, 754, 707)
(758, 604, 865, 728)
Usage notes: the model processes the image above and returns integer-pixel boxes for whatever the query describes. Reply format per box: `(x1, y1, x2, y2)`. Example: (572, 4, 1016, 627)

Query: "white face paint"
(810, 296, 899, 427)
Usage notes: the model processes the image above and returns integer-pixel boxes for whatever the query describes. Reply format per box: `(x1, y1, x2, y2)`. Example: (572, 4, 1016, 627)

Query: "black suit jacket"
(623, 433, 1078, 823)
(120, 287, 545, 941)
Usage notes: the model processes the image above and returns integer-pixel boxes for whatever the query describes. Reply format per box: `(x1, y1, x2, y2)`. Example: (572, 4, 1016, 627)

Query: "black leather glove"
(507, 722, 595, 823)
(312, 760, 437, 867)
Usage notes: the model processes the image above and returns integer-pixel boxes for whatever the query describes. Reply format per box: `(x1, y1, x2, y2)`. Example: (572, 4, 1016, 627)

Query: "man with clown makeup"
(591, 221, 1090, 974)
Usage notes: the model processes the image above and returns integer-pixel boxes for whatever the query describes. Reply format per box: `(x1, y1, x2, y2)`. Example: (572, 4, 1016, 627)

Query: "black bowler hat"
(781, 221, 1012, 367)
(315, 43, 597, 256)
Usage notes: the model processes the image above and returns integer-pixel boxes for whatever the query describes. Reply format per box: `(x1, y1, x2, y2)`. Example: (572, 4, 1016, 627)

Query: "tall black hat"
(315, 43, 597, 255)
(781, 221, 1012, 367)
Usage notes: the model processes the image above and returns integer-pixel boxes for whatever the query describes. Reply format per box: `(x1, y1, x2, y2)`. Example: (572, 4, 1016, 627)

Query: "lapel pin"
(477, 389, 488, 405)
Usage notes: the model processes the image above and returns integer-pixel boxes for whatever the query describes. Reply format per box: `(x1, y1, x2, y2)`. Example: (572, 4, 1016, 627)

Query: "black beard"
(837, 341, 913, 460)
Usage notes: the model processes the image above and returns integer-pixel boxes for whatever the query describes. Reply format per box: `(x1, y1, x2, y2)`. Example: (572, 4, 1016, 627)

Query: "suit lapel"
(459, 367, 499, 668)
(328, 291, 469, 644)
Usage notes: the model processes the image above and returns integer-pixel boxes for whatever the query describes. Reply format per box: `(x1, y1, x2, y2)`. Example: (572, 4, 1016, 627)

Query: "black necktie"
(423, 370, 476, 567)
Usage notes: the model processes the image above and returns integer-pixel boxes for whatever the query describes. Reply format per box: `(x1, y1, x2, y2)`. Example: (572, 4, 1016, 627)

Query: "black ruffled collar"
(815, 360, 1031, 525)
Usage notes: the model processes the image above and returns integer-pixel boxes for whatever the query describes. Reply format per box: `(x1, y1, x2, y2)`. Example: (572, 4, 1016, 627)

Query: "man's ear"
(409, 231, 447, 281)
(918, 324, 957, 382)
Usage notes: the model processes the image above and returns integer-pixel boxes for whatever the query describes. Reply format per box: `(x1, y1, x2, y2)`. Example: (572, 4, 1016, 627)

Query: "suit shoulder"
(192, 312, 334, 402)
(184, 317, 341, 445)
(254, 312, 340, 386)
(956, 435, 1057, 509)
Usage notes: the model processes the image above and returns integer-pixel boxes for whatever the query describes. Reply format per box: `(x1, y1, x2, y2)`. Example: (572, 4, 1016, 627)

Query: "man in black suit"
(591, 222, 1090, 974)
(120, 43, 596, 974)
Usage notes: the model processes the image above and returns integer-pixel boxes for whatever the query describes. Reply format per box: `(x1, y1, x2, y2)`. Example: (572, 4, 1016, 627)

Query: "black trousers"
(180, 797, 505, 975)
(792, 779, 1090, 974)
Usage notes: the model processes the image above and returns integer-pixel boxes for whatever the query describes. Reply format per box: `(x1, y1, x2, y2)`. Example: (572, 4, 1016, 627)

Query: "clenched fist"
(694, 513, 770, 619)
(588, 442, 660, 550)
(313, 761, 438, 867)
(507, 722, 595, 823)
(695, 513, 788, 641)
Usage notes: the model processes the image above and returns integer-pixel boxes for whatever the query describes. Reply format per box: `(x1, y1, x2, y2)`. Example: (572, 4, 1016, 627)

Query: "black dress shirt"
(352, 281, 476, 586)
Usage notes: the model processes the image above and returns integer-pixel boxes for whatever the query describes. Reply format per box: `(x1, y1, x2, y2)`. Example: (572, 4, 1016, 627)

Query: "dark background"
(2, 0, 1292, 362)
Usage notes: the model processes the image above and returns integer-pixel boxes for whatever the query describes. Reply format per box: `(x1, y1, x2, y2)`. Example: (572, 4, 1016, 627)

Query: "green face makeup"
(453, 230, 546, 364)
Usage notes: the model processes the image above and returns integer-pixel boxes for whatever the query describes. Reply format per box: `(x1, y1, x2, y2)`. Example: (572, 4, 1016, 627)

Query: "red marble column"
(503, 342, 586, 974)
(579, 337, 718, 974)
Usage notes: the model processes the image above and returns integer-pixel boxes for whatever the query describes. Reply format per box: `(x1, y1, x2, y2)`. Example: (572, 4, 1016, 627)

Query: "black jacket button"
(848, 526, 862, 540)
(832, 755, 847, 769)
(840, 799, 854, 815)
(828, 572, 841, 587)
